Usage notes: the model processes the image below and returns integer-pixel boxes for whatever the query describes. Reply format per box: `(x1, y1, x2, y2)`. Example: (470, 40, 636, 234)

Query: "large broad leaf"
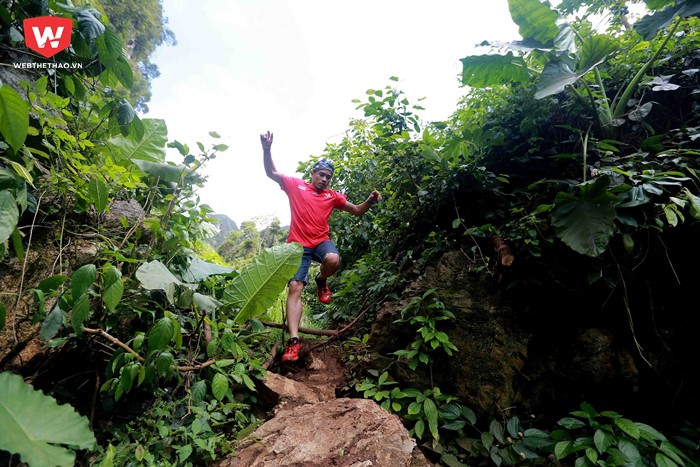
(74, 7, 105, 42)
(95, 28, 122, 66)
(224, 243, 303, 324)
(193, 292, 222, 313)
(0, 372, 96, 467)
(635, 0, 700, 40)
(578, 34, 619, 74)
(535, 61, 579, 99)
(135, 260, 181, 304)
(0, 83, 29, 151)
(181, 256, 234, 282)
(133, 160, 188, 183)
(0, 190, 19, 244)
(136, 260, 182, 289)
(552, 176, 619, 257)
(461, 52, 530, 87)
(508, 0, 560, 45)
(554, 20, 577, 54)
(107, 118, 168, 163)
(535, 48, 610, 99)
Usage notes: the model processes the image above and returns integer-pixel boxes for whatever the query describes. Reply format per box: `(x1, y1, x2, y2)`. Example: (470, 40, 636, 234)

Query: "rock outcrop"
(213, 345, 430, 467)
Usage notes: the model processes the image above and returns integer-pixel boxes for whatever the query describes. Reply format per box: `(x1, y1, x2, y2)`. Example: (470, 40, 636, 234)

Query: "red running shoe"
(316, 276, 332, 304)
(281, 338, 302, 362)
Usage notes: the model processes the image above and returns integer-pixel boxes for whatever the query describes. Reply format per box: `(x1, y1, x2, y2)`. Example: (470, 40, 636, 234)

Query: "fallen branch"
(261, 321, 338, 336)
(83, 327, 216, 372)
(83, 327, 144, 362)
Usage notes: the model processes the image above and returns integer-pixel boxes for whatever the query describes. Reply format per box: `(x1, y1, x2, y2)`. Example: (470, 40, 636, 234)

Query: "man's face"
(311, 169, 333, 191)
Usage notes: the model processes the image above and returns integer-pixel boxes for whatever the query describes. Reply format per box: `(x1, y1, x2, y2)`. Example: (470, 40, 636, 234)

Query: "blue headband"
(313, 159, 335, 174)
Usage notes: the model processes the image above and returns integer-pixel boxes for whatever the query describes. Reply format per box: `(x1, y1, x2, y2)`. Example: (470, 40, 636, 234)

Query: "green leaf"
(107, 118, 168, 163)
(191, 380, 207, 404)
(181, 256, 234, 282)
(192, 292, 221, 313)
(579, 35, 619, 73)
(461, 52, 530, 87)
(508, 0, 560, 44)
(552, 176, 619, 257)
(211, 373, 228, 401)
(659, 441, 685, 465)
(461, 406, 477, 425)
(0, 190, 19, 244)
(225, 243, 303, 324)
(40, 305, 64, 341)
(555, 440, 574, 460)
(507, 416, 521, 437)
(102, 265, 123, 312)
(593, 429, 613, 453)
(95, 28, 122, 66)
(414, 419, 425, 439)
(423, 397, 439, 439)
(37, 275, 68, 294)
(88, 178, 109, 212)
(0, 372, 97, 467)
(241, 373, 256, 391)
(72, 264, 97, 299)
(74, 8, 105, 41)
(534, 61, 581, 99)
(408, 401, 421, 415)
(615, 418, 641, 439)
(148, 317, 174, 351)
(135, 260, 181, 304)
(635, 0, 700, 40)
(490, 419, 505, 443)
(71, 294, 90, 333)
(618, 439, 641, 461)
(111, 54, 134, 89)
(442, 420, 466, 431)
(636, 422, 666, 441)
(0, 83, 29, 151)
(156, 352, 174, 376)
(656, 453, 679, 467)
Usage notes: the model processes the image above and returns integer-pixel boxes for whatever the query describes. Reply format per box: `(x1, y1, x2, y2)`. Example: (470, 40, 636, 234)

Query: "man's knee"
(288, 280, 305, 296)
(323, 252, 340, 269)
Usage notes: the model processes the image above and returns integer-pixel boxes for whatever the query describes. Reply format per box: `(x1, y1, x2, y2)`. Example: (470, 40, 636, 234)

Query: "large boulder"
(218, 398, 429, 467)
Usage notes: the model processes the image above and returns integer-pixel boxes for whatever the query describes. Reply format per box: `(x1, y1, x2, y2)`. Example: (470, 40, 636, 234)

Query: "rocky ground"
(212, 341, 431, 467)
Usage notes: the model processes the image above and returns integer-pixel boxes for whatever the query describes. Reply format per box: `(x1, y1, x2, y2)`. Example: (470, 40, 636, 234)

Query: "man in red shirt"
(260, 131, 381, 362)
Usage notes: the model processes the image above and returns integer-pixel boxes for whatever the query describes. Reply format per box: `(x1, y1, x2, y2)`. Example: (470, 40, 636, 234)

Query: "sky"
(145, 1, 521, 227)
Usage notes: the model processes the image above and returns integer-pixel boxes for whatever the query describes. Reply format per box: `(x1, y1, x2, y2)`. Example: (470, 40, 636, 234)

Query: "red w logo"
(23, 16, 73, 59)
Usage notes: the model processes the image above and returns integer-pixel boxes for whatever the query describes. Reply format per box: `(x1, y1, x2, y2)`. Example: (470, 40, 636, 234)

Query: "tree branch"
(83, 327, 217, 372)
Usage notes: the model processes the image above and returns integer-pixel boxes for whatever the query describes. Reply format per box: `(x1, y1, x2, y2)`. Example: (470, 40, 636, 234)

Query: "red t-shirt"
(280, 175, 347, 248)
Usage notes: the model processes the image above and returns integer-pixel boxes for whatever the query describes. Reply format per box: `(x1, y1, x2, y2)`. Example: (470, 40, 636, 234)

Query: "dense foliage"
(1, 0, 700, 465)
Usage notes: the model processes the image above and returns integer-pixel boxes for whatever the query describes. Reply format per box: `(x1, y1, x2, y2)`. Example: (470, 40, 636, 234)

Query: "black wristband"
(366, 198, 377, 206)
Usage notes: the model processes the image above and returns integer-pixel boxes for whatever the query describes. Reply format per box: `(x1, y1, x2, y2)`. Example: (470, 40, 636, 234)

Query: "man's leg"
(282, 248, 311, 363)
(317, 252, 340, 281)
(313, 241, 341, 304)
(286, 280, 304, 339)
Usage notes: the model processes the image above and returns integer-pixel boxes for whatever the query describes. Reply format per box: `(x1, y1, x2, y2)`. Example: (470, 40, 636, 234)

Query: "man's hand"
(260, 131, 273, 150)
(368, 190, 382, 203)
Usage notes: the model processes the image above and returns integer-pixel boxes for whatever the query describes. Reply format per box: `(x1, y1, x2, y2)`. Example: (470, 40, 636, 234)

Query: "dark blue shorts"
(290, 240, 339, 285)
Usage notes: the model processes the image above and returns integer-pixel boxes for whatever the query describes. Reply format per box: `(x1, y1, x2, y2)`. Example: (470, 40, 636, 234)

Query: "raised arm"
(342, 190, 382, 217)
(260, 131, 282, 184)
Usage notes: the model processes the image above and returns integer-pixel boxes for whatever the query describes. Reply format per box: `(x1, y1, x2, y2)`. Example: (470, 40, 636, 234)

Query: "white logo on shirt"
(297, 185, 307, 191)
